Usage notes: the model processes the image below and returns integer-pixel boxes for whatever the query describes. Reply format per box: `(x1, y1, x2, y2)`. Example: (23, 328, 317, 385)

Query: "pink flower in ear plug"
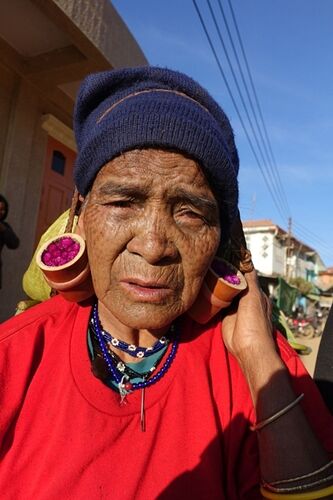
(211, 259, 241, 285)
(41, 236, 81, 267)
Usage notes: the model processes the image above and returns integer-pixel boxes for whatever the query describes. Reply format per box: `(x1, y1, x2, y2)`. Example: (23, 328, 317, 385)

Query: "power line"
(192, 0, 286, 220)
(216, 0, 291, 218)
(292, 231, 333, 263)
(206, 0, 288, 219)
(293, 220, 333, 251)
(226, 0, 291, 217)
(291, 228, 333, 265)
(192, 0, 332, 264)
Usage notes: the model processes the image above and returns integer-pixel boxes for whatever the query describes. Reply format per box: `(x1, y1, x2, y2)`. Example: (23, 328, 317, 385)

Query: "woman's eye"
(178, 208, 207, 223)
(107, 199, 133, 208)
(184, 211, 202, 219)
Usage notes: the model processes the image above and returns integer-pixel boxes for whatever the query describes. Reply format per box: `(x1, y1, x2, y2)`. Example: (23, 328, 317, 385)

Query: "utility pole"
(286, 217, 292, 280)
(250, 193, 256, 219)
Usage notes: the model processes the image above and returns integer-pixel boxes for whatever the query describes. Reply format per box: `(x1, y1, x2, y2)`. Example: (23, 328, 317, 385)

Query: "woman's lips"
(120, 279, 173, 303)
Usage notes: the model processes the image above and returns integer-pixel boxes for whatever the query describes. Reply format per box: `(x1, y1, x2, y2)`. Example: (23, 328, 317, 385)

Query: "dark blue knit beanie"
(73, 66, 239, 227)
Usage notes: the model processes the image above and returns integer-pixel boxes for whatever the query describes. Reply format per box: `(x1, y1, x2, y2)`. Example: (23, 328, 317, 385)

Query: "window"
(51, 150, 66, 175)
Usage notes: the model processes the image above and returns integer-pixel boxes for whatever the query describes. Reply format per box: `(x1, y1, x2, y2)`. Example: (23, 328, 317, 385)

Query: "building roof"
(242, 219, 276, 228)
(242, 219, 316, 255)
(319, 267, 333, 276)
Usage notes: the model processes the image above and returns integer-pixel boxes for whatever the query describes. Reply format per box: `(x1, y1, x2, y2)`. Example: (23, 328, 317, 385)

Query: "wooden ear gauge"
(36, 233, 94, 302)
(188, 257, 248, 324)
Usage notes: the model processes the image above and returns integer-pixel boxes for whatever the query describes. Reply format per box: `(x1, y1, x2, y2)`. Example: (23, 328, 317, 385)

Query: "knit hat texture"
(73, 66, 239, 225)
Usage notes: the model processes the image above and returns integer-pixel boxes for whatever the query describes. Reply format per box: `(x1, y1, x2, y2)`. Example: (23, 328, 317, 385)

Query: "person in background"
(0, 194, 19, 289)
(1, 67, 333, 499)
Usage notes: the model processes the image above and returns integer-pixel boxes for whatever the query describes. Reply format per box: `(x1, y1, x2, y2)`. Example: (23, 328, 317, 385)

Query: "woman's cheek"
(180, 228, 220, 302)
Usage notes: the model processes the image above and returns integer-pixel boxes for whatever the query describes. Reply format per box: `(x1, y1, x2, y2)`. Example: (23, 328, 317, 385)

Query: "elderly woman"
(1, 67, 333, 500)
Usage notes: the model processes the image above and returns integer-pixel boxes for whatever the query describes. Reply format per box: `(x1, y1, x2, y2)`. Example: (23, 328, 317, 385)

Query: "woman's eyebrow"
(97, 182, 218, 213)
(172, 188, 218, 213)
(98, 181, 149, 198)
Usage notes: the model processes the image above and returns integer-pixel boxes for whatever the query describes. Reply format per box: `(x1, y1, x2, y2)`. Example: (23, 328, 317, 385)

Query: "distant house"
(242, 219, 325, 281)
(317, 267, 333, 291)
(0, 0, 147, 320)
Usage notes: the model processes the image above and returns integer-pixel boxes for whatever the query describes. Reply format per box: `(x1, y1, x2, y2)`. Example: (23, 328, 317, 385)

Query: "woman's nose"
(126, 228, 178, 265)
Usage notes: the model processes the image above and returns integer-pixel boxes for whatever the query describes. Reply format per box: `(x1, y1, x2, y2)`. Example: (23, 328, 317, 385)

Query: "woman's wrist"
(236, 346, 289, 408)
(242, 353, 330, 485)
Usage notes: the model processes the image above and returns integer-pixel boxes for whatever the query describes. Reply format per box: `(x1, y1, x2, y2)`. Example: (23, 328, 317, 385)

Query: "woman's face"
(81, 149, 221, 330)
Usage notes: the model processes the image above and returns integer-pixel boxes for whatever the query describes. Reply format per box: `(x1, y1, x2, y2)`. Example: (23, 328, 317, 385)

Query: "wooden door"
(35, 136, 76, 244)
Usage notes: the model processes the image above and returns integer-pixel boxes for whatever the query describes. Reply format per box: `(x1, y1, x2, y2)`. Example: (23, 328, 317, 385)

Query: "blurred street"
(299, 335, 322, 377)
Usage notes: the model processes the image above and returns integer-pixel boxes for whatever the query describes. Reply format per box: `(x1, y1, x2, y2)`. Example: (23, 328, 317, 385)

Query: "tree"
(288, 277, 314, 296)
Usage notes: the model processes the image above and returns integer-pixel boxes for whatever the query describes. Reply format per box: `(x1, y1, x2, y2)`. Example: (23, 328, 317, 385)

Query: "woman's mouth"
(120, 279, 173, 303)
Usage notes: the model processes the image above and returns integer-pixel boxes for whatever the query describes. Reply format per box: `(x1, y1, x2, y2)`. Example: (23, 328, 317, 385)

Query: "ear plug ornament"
(36, 233, 94, 302)
(188, 257, 247, 324)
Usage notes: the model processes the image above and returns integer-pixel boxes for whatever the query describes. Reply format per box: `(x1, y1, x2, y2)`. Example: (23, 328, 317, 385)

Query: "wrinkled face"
(81, 149, 221, 330)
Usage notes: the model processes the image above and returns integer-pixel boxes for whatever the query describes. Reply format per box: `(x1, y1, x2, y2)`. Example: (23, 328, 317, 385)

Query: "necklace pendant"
(140, 388, 146, 432)
(119, 375, 130, 405)
(119, 394, 127, 405)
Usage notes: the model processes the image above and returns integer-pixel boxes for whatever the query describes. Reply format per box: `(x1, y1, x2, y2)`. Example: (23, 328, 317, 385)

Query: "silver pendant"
(141, 388, 146, 432)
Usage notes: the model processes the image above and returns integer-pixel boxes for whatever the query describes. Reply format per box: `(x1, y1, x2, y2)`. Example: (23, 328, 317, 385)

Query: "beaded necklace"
(91, 304, 171, 359)
(105, 343, 166, 380)
(90, 319, 167, 381)
(92, 304, 179, 430)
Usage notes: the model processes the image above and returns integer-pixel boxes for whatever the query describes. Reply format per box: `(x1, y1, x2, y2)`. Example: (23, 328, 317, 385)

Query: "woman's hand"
(222, 270, 332, 486)
(221, 270, 276, 364)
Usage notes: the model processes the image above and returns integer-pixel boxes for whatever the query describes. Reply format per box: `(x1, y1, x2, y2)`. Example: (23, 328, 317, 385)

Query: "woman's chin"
(112, 301, 184, 331)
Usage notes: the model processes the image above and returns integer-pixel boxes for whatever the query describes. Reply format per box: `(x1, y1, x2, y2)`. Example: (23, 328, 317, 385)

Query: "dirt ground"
(298, 335, 322, 377)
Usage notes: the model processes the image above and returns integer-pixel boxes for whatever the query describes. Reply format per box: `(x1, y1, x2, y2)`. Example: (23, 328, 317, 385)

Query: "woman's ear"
(74, 194, 87, 239)
(75, 214, 85, 239)
(220, 211, 254, 273)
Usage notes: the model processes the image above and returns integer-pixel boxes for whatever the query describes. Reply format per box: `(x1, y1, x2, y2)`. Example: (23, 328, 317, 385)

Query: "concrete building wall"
(54, 0, 146, 68)
(272, 238, 285, 275)
(0, 65, 18, 173)
(0, 78, 48, 319)
(244, 224, 317, 282)
(291, 254, 315, 281)
(245, 231, 275, 275)
(0, 0, 148, 321)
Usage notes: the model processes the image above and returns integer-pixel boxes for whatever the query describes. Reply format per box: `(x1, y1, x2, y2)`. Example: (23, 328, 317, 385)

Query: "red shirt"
(0, 295, 332, 499)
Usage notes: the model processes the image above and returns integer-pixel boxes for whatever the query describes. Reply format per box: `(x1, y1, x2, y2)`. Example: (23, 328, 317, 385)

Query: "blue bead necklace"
(92, 304, 179, 406)
(90, 319, 167, 381)
(91, 304, 171, 359)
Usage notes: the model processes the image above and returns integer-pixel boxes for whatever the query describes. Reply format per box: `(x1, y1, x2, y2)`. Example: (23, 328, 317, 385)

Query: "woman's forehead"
(93, 149, 215, 193)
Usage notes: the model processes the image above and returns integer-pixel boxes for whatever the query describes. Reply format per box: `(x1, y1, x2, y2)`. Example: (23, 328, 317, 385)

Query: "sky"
(111, 0, 332, 267)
